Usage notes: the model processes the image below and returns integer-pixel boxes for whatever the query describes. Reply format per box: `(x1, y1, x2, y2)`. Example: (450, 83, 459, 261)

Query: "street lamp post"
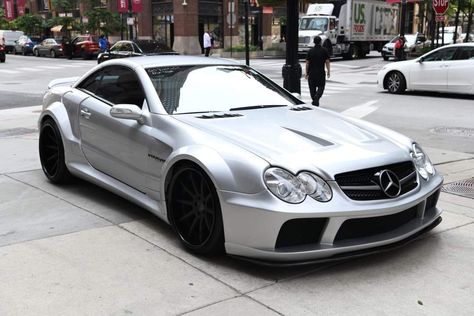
(282, 0, 301, 94)
(400, 0, 407, 36)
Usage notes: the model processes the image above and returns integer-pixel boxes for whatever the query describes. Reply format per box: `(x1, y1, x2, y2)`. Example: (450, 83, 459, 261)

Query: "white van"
(0, 30, 25, 53)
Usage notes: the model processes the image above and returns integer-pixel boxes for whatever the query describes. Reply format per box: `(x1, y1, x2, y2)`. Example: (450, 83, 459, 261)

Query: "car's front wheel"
(50, 49, 57, 58)
(39, 118, 71, 183)
(382, 53, 389, 61)
(167, 163, 224, 255)
(34, 49, 40, 57)
(385, 71, 406, 94)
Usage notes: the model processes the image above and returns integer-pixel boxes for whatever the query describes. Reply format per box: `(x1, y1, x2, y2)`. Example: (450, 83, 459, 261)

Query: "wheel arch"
(162, 145, 268, 220)
(39, 102, 79, 167)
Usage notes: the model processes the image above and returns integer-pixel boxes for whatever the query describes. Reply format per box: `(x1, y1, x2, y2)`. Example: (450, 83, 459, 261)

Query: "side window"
(423, 47, 457, 62)
(78, 66, 145, 108)
(455, 47, 474, 60)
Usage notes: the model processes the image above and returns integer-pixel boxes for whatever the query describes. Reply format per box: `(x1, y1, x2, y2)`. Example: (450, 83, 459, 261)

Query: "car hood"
(174, 107, 411, 178)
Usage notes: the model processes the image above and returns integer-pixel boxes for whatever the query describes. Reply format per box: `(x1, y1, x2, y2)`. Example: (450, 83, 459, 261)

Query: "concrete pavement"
(0, 105, 473, 316)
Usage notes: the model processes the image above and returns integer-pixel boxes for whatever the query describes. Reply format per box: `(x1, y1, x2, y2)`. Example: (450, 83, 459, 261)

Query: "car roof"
(109, 55, 241, 68)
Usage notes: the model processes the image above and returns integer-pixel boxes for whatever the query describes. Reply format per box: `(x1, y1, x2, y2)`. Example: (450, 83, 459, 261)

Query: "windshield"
(146, 65, 300, 114)
(299, 17, 328, 31)
(404, 35, 416, 45)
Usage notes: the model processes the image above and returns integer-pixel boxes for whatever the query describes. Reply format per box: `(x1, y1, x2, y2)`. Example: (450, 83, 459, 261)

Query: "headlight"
(264, 168, 332, 203)
(410, 143, 435, 180)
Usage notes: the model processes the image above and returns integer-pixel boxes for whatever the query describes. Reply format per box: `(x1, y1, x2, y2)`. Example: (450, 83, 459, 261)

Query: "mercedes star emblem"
(377, 169, 401, 198)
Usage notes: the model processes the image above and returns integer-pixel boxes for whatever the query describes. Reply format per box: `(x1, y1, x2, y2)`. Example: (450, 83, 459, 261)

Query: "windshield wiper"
(229, 105, 287, 111)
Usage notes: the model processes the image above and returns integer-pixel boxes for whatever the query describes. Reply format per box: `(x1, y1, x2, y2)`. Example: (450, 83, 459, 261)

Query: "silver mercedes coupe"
(39, 56, 443, 264)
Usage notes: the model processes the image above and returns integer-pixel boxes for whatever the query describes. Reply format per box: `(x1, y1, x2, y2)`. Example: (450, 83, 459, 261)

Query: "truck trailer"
(298, 0, 399, 59)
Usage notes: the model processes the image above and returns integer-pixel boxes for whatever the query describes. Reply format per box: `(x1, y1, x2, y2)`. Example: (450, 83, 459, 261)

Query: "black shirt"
(306, 45, 330, 80)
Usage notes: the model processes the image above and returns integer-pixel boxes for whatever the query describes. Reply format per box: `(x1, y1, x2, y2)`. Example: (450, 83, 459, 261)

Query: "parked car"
(0, 42, 5, 62)
(97, 39, 177, 64)
(33, 38, 64, 58)
(12, 35, 40, 55)
(378, 43, 474, 94)
(39, 55, 443, 264)
(70, 35, 100, 59)
(0, 30, 24, 53)
(457, 33, 474, 43)
(381, 33, 429, 61)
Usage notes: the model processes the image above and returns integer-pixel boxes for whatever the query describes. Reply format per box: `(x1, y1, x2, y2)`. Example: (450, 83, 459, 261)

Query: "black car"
(13, 35, 40, 55)
(97, 40, 177, 64)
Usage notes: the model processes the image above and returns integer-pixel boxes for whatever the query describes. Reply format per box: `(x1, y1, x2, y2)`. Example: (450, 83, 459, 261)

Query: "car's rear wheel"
(386, 71, 406, 94)
(50, 49, 57, 58)
(167, 164, 224, 255)
(39, 118, 71, 183)
(34, 49, 40, 57)
(0, 55, 5, 63)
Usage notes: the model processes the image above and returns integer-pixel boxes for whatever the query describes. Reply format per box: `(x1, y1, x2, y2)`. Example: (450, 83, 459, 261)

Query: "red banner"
(4, 0, 15, 21)
(117, 0, 128, 13)
(17, 0, 26, 16)
(132, 0, 142, 13)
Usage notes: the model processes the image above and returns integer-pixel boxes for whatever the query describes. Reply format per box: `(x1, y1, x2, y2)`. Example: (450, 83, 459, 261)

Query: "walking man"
(203, 29, 212, 57)
(305, 36, 330, 106)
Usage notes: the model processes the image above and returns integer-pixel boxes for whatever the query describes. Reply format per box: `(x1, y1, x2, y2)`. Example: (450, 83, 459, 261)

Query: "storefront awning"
(51, 25, 63, 32)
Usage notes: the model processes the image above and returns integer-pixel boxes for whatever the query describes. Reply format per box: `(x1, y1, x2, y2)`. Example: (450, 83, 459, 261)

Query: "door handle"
(80, 107, 91, 119)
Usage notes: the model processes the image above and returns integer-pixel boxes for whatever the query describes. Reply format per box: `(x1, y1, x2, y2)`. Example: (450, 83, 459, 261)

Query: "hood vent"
(290, 106, 313, 111)
(197, 113, 243, 119)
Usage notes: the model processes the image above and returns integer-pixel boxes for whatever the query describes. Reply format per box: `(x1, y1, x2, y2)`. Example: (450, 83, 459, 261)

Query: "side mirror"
(418, 57, 424, 63)
(110, 104, 144, 124)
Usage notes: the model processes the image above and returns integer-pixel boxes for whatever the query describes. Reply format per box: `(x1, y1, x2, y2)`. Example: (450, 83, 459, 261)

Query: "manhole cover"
(442, 178, 474, 198)
(0, 128, 38, 137)
(432, 127, 474, 137)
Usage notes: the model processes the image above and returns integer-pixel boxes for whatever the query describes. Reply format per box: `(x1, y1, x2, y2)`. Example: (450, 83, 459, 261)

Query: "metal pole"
(282, 0, 301, 94)
(128, 0, 133, 40)
(244, 0, 250, 66)
(400, 0, 407, 36)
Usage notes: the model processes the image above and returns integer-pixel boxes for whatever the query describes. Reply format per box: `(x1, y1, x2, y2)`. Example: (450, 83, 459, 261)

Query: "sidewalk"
(0, 106, 473, 315)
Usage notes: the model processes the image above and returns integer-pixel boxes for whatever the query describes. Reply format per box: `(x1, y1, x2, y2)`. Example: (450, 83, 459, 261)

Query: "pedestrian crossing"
(0, 62, 92, 75)
(271, 78, 359, 104)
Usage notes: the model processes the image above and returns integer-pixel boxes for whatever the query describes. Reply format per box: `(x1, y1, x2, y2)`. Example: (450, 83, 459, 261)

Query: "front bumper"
(220, 173, 443, 263)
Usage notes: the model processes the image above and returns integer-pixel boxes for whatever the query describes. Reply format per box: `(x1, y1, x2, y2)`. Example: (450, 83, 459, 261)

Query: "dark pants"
(395, 48, 405, 61)
(204, 47, 211, 57)
(308, 76, 326, 107)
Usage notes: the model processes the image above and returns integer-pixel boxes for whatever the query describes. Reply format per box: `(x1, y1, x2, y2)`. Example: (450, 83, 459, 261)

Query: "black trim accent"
(229, 216, 442, 267)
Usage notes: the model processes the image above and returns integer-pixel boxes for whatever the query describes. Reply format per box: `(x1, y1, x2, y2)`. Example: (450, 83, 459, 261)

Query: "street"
(0, 53, 473, 315)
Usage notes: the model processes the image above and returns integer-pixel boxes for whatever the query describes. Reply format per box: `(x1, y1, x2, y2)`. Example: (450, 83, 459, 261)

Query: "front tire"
(167, 164, 224, 255)
(50, 49, 57, 58)
(34, 49, 40, 57)
(385, 71, 406, 94)
(39, 118, 71, 183)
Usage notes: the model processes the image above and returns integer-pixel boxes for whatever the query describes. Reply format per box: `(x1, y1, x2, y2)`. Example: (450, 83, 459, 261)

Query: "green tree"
(13, 14, 44, 35)
(82, 0, 122, 35)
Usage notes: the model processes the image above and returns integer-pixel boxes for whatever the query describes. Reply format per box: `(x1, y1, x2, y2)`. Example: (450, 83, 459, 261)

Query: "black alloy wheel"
(168, 165, 224, 255)
(386, 71, 406, 94)
(39, 119, 71, 183)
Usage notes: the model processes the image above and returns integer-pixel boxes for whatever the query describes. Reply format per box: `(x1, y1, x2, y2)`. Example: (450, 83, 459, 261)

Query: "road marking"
(0, 69, 19, 74)
(38, 66, 63, 69)
(18, 67, 42, 72)
(341, 100, 379, 118)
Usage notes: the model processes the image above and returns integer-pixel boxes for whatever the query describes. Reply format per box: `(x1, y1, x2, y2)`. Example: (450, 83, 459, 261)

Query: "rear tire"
(385, 71, 406, 94)
(34, 49, 40, 57)
(167, 164, 224, 255)
(39, 118, 72, 183)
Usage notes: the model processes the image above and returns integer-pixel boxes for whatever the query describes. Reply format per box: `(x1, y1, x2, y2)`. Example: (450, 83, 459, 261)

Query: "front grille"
(298, 36, 310, 44)
(335, 161, 418, 200)
(335, 206, 418, 242)
(275, 218, 328, 249)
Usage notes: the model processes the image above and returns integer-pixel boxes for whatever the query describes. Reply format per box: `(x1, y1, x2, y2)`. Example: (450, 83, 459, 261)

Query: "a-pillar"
(173, 0, 201, 55)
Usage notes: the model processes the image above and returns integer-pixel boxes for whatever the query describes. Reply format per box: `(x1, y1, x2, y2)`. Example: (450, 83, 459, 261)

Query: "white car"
(381, 33, 429, 61)
(378, 43, 474, 94)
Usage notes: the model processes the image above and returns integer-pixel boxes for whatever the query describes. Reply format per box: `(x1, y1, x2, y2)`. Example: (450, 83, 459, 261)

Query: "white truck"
(298, 0, 399, 59)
